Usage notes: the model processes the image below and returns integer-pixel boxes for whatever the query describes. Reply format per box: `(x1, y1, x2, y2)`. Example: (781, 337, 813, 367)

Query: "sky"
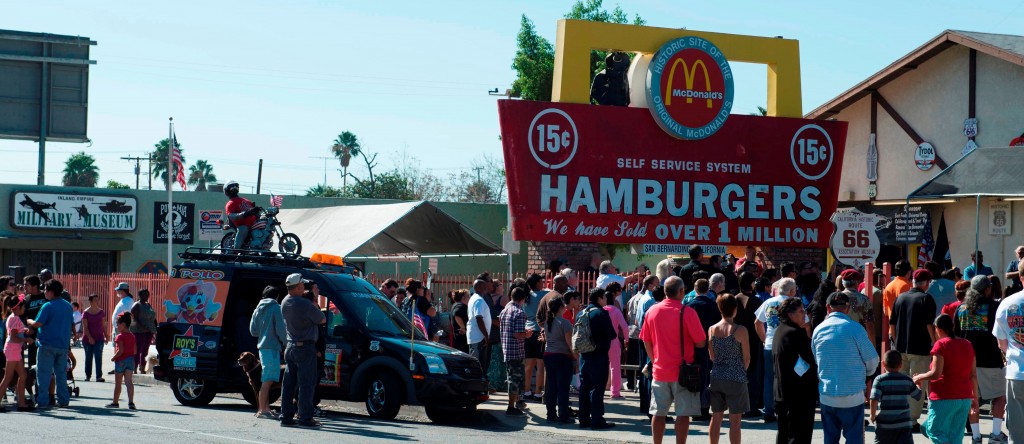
(3, 0, 1024, 196)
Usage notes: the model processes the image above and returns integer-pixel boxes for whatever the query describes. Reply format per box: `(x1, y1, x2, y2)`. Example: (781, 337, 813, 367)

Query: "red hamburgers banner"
(498, 100, 848, 247)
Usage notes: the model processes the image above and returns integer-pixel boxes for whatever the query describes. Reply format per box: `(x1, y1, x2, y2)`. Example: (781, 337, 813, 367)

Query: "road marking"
(108, 418, 264, 443)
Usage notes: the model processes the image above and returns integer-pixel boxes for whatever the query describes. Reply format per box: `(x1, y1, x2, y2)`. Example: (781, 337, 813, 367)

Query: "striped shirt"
(812, 312, 880, 406)
(499, 303, 526, 362)
(869, 372, 922, 430)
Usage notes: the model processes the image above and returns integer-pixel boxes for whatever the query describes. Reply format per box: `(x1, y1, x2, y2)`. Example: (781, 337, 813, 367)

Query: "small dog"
(145, 352, 160, 374)
(237, 352, 263, 401)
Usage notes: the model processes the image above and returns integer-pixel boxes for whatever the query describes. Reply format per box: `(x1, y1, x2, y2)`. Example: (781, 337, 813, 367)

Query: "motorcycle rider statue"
(224, 181, 258, 250)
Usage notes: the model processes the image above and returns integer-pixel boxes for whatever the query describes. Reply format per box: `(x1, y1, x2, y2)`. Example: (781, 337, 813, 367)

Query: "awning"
(910, 147, 1024, 198)
(276, 201, 506, 259)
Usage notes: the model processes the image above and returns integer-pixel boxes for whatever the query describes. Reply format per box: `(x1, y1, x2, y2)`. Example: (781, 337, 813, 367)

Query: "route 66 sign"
(964, 118, 978, 138)
(830, 209, 881, 268)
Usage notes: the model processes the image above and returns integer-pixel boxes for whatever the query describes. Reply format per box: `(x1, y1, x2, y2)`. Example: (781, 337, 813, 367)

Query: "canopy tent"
(275, 201, 507, 260)
(908, 147, 1024, 259)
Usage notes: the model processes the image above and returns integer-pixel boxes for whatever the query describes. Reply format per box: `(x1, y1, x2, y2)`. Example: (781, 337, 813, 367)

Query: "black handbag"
(678, 305, 703, 392)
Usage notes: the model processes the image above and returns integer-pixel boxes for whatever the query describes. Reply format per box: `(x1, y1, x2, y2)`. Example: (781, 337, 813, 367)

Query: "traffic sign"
(830, 209, 880, 268)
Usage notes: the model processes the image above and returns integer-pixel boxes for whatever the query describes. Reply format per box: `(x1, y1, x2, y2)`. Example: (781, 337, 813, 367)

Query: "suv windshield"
(343, 291, 426, 340)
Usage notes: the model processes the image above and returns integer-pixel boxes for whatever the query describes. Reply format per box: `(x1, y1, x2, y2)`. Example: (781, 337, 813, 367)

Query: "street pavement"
(43, 343, 992, 443)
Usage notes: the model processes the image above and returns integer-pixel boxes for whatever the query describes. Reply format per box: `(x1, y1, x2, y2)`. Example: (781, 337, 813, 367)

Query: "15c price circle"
(528, 108, 578, 169)
(790, 124, 834, 181)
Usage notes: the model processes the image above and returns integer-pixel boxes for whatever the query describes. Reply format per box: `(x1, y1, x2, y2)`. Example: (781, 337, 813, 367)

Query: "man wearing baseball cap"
(839, 269, 875, 345)
(889, 269, 938, 432)
(279, 273, 325, 428)
(812, 291, 879, 443)
(111, 282, 134, 338)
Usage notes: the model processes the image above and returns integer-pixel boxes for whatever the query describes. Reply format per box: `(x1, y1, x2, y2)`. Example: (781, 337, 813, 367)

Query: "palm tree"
(751, 106, 768, 116)
(151, 138, 186, 190)
(62, 152, 99, 187)
(187, 160, 217, 191)
(331, 131, 361, 189)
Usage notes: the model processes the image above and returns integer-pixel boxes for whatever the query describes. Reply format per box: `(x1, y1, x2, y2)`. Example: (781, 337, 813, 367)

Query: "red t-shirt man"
(638, 299, 706, 382)
(225, 197, 257, 228)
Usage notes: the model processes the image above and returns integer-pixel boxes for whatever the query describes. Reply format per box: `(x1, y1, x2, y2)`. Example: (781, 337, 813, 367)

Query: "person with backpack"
(250, 285, 287, 419)
(573, 287, 617, 429)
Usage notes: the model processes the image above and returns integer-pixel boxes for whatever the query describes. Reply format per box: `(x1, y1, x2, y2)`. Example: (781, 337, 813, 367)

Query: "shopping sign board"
(829, 208, 881, 268)
(498, 100, 848, 247)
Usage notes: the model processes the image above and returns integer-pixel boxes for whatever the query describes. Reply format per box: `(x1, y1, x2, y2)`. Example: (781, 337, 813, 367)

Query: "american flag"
(270, 194, 283, 208)
(170, 133, 187, 190)
(918, 213, 934, 265)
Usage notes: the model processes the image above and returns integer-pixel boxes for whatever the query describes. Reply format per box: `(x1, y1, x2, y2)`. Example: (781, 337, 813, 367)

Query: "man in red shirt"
(640, 276, 707, 444)
(224, 181, 258, 249)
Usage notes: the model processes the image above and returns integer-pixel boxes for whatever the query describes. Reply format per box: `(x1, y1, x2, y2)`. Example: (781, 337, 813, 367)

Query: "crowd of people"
(376, 245, 1022, 444)
(0, 273, 156, 412)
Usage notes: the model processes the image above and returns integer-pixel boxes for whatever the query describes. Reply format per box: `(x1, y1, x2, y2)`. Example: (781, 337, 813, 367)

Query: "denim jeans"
(469, 341, 491, 384)
(543, 353, 573, 420)
(280, 342, 318, 423)
(233, 224, 250, 249)
(762, 349, 775, 416)
(579, 353, 609, 425)
(83, 341, 104, 379)
(746, 346, 763, 412)
(638, 344, 652, 414)
(36, 345, 70, 407)
(821, 403, 865, 444)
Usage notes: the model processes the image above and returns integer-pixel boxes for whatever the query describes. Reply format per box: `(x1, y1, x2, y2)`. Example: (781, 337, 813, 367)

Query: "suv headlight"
(421, 353, 448, 375)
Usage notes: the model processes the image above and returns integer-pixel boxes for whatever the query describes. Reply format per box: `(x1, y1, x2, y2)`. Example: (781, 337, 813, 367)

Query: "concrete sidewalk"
(67, 344, 994, 443)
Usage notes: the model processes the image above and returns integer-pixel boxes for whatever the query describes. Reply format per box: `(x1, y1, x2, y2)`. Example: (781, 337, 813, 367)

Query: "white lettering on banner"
(543, 219, 568, 235)
(539, 176, 823, 221)
(599, 178, 633, 213)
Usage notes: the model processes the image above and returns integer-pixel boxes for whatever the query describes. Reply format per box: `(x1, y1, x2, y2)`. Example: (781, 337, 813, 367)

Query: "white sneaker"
(522, 391, 533, 398)
(990, 432, 1008, 444)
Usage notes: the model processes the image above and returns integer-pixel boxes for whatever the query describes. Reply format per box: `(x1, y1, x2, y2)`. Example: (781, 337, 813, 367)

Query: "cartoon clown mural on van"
(165, 268, 228, 326)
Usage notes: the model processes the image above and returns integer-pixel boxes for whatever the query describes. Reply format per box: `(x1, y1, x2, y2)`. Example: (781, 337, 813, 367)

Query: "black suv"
(153, 248, 488, 422)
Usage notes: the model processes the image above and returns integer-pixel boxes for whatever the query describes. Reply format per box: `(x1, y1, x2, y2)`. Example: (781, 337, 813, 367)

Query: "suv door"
(321, 304, 359, 396)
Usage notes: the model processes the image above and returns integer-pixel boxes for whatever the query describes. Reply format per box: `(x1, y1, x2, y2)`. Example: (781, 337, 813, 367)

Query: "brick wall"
(527, 241, 601, 274)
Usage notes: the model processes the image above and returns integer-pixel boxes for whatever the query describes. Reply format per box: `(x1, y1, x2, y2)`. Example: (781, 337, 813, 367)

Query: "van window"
(327, 304, 348, 338)
(342, 292, 425, 340)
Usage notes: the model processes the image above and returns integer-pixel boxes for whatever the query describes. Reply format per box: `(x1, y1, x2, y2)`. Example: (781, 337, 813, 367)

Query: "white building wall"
(826, 44, 1024, 275)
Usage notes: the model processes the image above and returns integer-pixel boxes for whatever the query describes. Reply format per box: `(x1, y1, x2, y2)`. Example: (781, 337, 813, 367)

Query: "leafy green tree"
(305, 184, 344, 197)
(105, 179, 131, 189)
(751, 106, 768, 116)
(511, 0, 645, 101)
(331, 131, 361, 188)
(62, 152, 99, 187)
(150, 138, 186, 190)
(349, 169, 416, 200)
(187, 160, 217, 191)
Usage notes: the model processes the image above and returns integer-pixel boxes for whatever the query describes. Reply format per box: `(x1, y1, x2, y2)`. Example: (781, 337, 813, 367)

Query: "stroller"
(22, 352, 80, 401)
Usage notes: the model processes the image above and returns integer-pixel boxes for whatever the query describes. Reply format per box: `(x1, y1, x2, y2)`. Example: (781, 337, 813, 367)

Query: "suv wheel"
(172, 377, 218, 407)
(364, 372, 402, 420)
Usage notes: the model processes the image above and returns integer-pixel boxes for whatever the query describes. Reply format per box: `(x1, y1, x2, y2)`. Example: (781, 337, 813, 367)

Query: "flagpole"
(168, 117, 174, 273)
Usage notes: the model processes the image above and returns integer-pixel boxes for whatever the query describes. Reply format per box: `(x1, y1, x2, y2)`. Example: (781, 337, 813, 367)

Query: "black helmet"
(225, 181, 240, 197)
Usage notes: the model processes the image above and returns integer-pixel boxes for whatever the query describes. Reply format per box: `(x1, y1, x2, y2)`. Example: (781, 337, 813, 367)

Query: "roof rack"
(178, 247, 360, 275)
(179, 247, 317, 268)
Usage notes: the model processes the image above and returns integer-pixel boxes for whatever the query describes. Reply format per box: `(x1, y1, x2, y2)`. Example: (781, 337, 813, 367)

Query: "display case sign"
(10, 191, 137, 232)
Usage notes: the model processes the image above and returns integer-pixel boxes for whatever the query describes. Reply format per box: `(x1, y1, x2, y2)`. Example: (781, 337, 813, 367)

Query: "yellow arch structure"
(552, 20, 802, 117)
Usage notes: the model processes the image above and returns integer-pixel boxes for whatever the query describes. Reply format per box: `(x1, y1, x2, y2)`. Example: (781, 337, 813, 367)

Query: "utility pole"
(147, 154, 153, 190)
(256, 159, 263, 194)
(310, 156, 332, 186)
(121, 155, 147, 189)
(473, 166, 484, 182)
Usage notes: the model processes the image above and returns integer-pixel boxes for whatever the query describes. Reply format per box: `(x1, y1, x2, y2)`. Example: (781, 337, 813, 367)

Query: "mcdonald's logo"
(646, 36, 734, 140)
(664, 58, 713, 108)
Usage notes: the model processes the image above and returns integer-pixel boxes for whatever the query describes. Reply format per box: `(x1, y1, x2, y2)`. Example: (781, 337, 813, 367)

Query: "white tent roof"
(276, 201, 505, 258)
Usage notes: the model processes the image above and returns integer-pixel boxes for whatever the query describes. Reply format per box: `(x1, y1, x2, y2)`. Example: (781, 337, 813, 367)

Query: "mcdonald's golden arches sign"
(646, 36, 734, 140)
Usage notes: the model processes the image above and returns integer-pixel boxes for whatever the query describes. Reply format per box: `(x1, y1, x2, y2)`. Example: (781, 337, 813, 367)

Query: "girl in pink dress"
(603, 283, 630, 399)
(0, 295, 34, 411)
